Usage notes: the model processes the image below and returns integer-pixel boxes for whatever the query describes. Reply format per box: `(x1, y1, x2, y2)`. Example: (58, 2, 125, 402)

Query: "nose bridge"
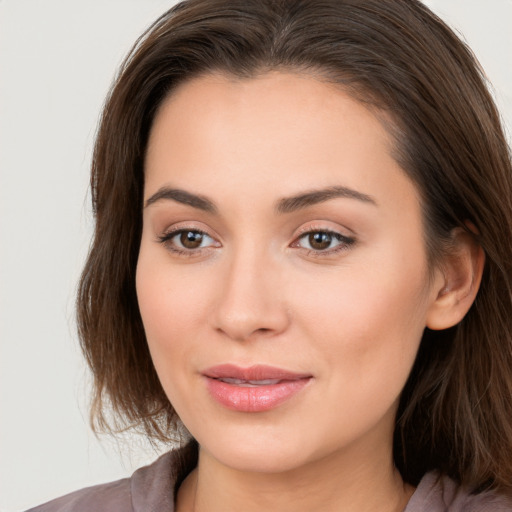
(212, 239, 288, 341)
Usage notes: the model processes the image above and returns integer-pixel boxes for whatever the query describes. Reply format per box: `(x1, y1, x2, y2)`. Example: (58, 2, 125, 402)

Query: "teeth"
(219, 378, 281, 386)
(220, 378, 245, 385)
(248, 379, 280, 385)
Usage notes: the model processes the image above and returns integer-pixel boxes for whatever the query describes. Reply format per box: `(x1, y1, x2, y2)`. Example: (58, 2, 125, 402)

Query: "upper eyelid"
(159, 221, 217, 237)
(162, 226, 209, 236)
(156, 221, 355, 244)
(293, 222, 355, 238)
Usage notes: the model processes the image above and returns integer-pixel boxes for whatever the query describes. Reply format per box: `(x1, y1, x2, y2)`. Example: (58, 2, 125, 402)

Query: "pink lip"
(202, 364, 312, 412)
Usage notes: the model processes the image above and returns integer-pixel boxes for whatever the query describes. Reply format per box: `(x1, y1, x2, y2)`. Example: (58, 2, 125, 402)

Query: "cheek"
(135, 246, 211, 379)
(136, 263, 207, 425)
(291, 244, 430, 395)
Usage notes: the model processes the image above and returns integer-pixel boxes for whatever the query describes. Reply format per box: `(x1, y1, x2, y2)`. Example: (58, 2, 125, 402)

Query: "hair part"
(77, 0, 512, 493)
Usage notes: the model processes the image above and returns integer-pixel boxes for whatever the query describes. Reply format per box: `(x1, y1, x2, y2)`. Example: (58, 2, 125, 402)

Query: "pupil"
(180, 231, 203, 249)
(309, 232, 331, 250)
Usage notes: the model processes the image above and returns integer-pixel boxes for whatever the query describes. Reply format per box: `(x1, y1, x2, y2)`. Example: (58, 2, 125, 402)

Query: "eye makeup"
(157, 225, 221, 258)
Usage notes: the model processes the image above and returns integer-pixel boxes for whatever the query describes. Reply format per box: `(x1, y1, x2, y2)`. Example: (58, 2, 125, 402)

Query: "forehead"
(144, 71, 418, 216)
(149, 71, 393, 146)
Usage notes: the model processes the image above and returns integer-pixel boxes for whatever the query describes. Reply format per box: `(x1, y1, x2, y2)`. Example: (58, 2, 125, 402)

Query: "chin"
(209, 443, 310, 474)
(194, 422, 330, 475)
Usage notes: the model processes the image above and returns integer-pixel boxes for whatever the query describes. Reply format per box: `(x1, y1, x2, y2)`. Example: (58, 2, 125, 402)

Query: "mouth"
(212, 378, 285, 387)
(202, 364, 312, 412)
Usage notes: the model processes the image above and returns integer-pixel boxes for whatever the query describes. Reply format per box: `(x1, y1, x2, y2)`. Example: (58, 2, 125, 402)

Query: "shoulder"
(25, 477, 132, 512)
(25, 450, 179, 512)
(406, 472, 512, 512)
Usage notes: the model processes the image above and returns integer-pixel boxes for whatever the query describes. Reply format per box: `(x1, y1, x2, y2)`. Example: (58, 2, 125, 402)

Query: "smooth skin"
(136, 72, 484, 512)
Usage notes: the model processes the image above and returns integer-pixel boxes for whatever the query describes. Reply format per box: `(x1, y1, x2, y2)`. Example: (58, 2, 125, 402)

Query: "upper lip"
(202, 364, 312, 381)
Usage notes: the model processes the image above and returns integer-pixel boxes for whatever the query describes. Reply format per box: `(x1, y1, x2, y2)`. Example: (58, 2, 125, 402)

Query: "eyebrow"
(144, 185, 376, 214)
(144, 187, 217, 213)
(276, 186, 377, 213)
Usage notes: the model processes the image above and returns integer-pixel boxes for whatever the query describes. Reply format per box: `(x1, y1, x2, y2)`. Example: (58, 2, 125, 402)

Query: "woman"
(29, 0, 512, 510)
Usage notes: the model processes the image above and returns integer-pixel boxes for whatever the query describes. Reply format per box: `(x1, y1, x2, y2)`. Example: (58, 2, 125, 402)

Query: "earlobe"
(426, 228, 485, 331)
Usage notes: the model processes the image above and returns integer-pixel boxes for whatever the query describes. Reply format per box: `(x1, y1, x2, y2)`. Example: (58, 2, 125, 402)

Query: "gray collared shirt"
(27, 450, 512, 512)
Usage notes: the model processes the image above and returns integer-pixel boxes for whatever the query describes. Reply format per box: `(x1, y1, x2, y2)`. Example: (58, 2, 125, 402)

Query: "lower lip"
(204, 377, 311, 412)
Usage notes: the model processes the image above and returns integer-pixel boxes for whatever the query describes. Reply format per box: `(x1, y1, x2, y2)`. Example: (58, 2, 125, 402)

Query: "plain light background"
(0, 1, 511, 511)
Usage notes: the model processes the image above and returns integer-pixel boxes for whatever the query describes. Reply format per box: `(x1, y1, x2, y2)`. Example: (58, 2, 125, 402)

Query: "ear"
(426, 227, 485, 331)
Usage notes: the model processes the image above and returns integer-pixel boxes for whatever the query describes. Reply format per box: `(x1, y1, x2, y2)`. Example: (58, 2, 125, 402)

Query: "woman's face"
(137, 72, 443, 473)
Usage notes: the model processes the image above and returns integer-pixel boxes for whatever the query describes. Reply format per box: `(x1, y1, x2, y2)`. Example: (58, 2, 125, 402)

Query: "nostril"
(210, 271, 290, 341)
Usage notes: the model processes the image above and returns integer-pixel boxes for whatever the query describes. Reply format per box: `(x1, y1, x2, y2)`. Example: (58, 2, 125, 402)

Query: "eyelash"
(292, 229, 355, 257)
(157, 227, 355, 258)
(157, 228, 218, 257)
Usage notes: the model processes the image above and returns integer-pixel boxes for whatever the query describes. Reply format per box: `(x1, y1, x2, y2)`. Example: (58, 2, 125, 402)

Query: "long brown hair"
(77, 0, 512, 493)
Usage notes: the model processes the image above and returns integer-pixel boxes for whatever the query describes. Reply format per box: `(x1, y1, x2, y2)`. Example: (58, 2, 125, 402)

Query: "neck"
(176, 436, 413, 512)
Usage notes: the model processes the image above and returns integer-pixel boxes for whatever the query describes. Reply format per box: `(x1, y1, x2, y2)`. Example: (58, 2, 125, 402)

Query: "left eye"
(296, 231, 351, 251)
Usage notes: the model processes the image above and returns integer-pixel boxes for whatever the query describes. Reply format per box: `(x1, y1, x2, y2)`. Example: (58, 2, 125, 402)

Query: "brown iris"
(308, 232, 333, 250)
(180, 231, 204, 249)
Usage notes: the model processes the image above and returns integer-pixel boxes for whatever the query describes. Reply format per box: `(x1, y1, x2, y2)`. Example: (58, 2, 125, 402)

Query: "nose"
(211, 247, 290, 342)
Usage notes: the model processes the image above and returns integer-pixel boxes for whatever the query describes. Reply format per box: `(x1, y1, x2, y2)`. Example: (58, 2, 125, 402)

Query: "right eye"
(158, 228, 220, 254)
